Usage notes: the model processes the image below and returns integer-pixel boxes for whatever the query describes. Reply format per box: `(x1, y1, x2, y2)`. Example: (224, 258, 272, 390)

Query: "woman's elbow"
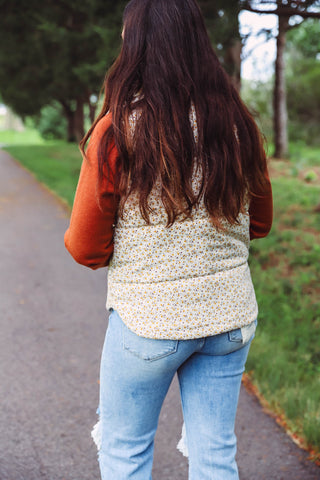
(67, 248, 110, 270)
(250, 220, 273, 240)
(64, 232, 110, 269)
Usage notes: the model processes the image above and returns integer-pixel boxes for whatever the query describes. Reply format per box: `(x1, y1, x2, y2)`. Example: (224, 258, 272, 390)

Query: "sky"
(239, 10, 278, 81)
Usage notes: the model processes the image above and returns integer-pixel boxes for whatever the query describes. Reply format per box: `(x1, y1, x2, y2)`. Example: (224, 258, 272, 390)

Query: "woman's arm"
(64, 114, 119, 269)
(249, 167, 273, 240)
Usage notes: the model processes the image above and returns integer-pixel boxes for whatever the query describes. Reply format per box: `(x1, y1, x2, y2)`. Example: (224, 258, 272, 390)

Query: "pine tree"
(0, 0, 126, 141)
(240, 1, 320, 158)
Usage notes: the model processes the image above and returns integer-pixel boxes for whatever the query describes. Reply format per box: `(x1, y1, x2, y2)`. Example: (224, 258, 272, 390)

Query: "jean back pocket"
(122, 324, 178, 362)
(228, 320, 257, 345)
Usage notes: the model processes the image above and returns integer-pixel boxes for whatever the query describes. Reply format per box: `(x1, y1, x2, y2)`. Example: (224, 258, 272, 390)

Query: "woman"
(64, 0, 273, 478)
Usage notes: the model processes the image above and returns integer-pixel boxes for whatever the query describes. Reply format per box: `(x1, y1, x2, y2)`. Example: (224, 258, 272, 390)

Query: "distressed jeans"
(97, 309, 256, 480)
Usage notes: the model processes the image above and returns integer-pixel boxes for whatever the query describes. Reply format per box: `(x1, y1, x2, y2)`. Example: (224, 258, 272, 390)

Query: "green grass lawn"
(3, 130, 81, 207)
(2, 129, 320, 458)
(0, 128, 45, 146)
(248, 169, 320, 456)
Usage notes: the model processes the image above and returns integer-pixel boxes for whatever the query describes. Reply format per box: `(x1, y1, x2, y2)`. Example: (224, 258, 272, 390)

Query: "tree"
(286, 20, 320, 144)
(0, 0, 245, 142)
(0, 0, 126, 142)
(199, 0, 242, 91)
(240, 0, 320, 158)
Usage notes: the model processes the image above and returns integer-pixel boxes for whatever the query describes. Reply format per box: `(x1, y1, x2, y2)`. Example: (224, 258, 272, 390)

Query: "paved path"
(0, 149, 319, 480)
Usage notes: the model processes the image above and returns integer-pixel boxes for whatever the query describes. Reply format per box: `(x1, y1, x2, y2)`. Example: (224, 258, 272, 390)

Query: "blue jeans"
(98, 310, 256, 480)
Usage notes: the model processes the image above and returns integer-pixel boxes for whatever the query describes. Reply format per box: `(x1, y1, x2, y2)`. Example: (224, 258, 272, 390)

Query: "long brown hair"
(81, 0, 268, 227)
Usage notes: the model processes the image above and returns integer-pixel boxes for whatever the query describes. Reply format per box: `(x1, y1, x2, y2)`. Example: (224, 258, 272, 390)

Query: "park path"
(0, 149, 319, 480)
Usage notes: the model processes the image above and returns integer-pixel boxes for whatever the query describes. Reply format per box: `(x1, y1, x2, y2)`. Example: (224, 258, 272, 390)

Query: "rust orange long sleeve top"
(64, 114, 273, 270)
(64, 114, 119, 269)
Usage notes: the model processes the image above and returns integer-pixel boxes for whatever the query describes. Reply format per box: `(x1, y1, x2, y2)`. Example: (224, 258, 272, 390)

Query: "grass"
(2, 129, 81, 207)
(2, 128, 320, 457)
(289, 142, 320, 168)
(248, 163, 320, 457)
(0, 128, 45, 146)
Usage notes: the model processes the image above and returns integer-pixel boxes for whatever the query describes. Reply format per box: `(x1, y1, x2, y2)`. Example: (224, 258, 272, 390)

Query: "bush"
(241, 79, 273, 141)
(35, 103, 67, 140)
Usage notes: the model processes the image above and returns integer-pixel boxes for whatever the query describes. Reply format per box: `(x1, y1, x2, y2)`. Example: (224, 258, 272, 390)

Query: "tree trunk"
(222, 1, 242, 92)
(273, 15, 289, 158)
(224, 38, 242, 92)
(61, 102, 76, 143)
(86, 90, 97, 124)
(88, 102, 96, 124)
(61, 98, 85, 143)
(74, 97, 85, 143)
(198, 0, 242, 92)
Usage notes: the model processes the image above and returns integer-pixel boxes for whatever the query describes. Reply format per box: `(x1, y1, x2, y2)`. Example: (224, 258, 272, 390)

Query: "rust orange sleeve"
(249, 166, 273, 240)
(64, 114, 119, 269)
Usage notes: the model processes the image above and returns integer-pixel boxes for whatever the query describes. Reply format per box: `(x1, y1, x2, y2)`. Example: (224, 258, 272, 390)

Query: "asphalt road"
(0, 149, 319, 480)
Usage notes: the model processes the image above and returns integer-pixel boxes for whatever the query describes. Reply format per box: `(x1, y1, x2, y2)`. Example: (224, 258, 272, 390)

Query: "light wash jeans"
(97, 309, 256, 480)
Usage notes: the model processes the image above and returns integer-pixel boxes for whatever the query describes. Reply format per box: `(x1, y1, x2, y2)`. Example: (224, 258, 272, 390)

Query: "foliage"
(240, 0, 320, 19)
(0, 0, 244, 138)
(286, 19, 320, 145)
(1, 1, 318, 145)
(0, 1, 49, 116)
(0, 0, 126, 139)
(240, 0, 320, 158)
(241, 78, 273, 140)
(287, 18, 320, 58)
(287, 62, 320, 145)
(199, 0, 241, 74)
(34, 103, 68, 140)
(242, 17, 320, 147)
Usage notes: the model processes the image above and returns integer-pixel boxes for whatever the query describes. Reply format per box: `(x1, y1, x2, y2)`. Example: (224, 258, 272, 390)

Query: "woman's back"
(107, 107, 257, 340)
